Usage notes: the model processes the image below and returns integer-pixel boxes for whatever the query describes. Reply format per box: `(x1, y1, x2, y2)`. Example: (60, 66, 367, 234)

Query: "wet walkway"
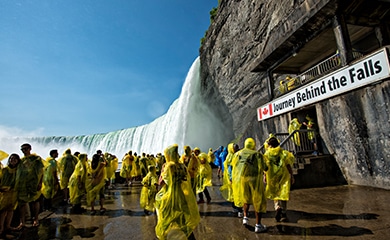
(2, 172, 390, 240)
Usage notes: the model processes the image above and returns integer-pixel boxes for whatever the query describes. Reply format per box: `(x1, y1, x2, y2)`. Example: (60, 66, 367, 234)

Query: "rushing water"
(0, 57, 233, 161)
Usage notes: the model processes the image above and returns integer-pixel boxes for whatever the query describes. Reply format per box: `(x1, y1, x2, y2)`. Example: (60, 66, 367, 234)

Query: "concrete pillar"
(332, 14, 353, 65)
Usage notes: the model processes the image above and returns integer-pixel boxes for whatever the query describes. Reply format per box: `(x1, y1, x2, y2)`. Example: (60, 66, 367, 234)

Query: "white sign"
(257, 48, 390, 121)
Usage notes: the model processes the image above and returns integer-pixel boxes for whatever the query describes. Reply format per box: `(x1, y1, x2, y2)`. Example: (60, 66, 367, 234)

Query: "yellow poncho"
(288, 118, 302, 146)
(264, 146, 295, 201)
(207, 148, 215, 164)
(15, 153, 44, 203)
(140, 167, 159, 212)
(68, 154, 88, 205)
(155, 144, 200, 240)
(0, 150, 9, 161)
(219, 143, 235, 202)
(41, 157, 59, 199)
(105, 153, 118, 180)
(305, 116, 316, 140)
(132, 155, 141, 177)
(86, 159, 106, 207)
(58, 150, 78, 190)
(196, 153, 212, 194)
(120, 153, 133, 179)
(0, 165, 18, 211)
(231, 138, 267, 213)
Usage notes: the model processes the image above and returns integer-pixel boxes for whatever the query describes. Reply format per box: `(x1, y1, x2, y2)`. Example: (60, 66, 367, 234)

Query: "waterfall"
(1, 57, 233, 161)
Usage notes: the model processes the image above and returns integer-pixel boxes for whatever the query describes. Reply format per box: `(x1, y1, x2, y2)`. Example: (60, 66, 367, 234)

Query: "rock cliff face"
(199, 0, 390, 189)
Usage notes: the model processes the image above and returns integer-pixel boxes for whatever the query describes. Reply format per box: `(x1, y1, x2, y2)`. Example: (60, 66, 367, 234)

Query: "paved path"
(2, 172, 390, 240)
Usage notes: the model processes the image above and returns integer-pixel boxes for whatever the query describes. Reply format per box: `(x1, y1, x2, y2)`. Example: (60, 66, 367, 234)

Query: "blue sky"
(0, 0, 217, 137)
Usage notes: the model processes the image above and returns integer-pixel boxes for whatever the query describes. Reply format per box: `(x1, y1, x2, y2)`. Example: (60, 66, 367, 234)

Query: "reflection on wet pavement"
(1, 174, 389, 240)
(269, 224, 373, 236)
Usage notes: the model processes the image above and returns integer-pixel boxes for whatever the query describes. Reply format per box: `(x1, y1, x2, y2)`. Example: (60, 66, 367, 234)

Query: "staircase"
(262, 130, 347, 189)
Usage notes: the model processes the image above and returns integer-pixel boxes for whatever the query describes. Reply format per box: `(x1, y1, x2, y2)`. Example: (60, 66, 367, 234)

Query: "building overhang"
(250, 0, 390, 73)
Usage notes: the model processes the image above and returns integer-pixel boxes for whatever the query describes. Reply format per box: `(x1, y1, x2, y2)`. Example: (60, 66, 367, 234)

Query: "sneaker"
(255, 224, 267, 233)
(197, 199, 205, 204)
(237, 212, 243, 218)
(242, 217, 249, 225)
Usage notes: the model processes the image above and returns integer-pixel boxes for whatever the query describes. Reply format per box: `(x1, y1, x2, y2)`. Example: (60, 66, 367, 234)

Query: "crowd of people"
(0, 135, 296, 239)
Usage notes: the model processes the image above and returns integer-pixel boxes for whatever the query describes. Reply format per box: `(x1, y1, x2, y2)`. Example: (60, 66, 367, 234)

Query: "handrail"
(260, 129, 317, 156)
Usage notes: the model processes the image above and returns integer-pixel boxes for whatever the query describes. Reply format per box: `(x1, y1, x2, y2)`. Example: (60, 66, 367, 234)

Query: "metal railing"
(259, 130, 318, 174)
(274, 50, 364, 97)
(260, 129, 317, 155)
(274, 53, 341, 97)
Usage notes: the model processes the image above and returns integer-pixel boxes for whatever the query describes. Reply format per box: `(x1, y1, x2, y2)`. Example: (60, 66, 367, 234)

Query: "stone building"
(200, 0, 390, 189)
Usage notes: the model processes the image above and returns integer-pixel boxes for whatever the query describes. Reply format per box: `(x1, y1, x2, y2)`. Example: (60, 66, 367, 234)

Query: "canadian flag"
(257, 103, 273, 121)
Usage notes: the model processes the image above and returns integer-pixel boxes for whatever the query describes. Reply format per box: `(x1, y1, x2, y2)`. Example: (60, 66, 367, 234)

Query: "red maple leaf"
(263, 108, 268, 115)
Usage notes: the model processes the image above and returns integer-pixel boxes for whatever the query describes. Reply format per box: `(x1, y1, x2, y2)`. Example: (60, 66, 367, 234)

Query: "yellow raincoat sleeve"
(219, 143, 235, 202)
(86, 161, 106, 206)
(41, 157, 59, 199)
(264, 146, 295, 201)
(155, 144, 200, 240)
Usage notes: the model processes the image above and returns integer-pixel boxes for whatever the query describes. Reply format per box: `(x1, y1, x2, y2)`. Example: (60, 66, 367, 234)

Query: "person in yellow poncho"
(58, 148, 78, 205)
(207, 148, 216, 164)
(133, 152, 142, 181)
(196, 152, 212, 204)
(155, 144, 200, 240)
(68, 153, 88, 214)
(179, 146, 200, 195)
(105, 153, 119, 189)
(0, 153, 20, 234)
(155, 153, 165, 176)
(15, 143, 44, 228)
(219, 143, 243, 216)
(41, 149, 59, 211)
(288, 118, 302, 146)
(303, 115, 318, 155)
(120, 150, 134, 186)
(264, 137, 295, 222)
(139, 153, 149, 178)
(231, 138, 268, 233)
(140, 165, 159, 215)
(86, 153, 107, 215)
(263, 133, 280, 151)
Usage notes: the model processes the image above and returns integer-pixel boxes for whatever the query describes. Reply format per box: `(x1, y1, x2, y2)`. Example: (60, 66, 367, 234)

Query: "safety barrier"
(274, 51, 364, 97)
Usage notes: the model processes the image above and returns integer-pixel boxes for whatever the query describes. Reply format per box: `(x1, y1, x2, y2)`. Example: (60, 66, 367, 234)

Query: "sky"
(0, 0, 218, 138)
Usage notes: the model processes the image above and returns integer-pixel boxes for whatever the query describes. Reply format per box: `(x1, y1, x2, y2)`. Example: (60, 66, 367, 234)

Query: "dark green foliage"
(200, 5, 219, 47)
